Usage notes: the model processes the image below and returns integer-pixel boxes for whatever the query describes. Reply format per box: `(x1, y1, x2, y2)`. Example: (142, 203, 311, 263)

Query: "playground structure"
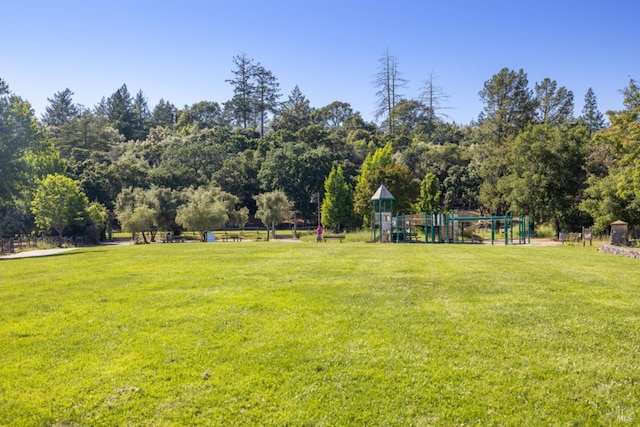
(371, 184, 531, 245)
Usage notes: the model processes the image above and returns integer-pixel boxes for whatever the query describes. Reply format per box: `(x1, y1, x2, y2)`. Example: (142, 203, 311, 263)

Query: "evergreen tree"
(253, 64, 281, 136)
(478, 68, 536, 142)
(107, 84, 134, 140)
(321, 165, 353, 232)
(581, 87, 605, 135)
(43, 88, 79, 128)
(535, 78, 574, 126)
(226, 53, 257, 129)
(131, 90, 151, 141)
(151, 99, 176, 129)
(477, 68, 537, 213)
(271, 86, 313, 132)
(353, 143, 418, 224)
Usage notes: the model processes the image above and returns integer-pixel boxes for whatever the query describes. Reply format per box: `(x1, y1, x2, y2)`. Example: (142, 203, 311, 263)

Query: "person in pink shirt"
(316, 225, 323, 242)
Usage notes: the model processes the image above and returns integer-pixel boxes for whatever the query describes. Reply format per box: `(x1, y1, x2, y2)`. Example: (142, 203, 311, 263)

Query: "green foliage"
(354, 143, 417, 223)
(226, 53, 258, 130)
(479, 68, 536, 141)
(321, 165, 353, 232)
(534, 77, 574, 125)
(175, 101, 224, 132)
(51, 109, 124, 158)
(42, 88, 79, 127)
(581, 87, 605, 135)
(254, 190, 292, 240)
(581, 78, 640, 231)
(175, 187, 229, 241)
(85, 201, 107, 228)
(114, 188, 158, 242)
(477, 68, 537, 214)
(106, 84, 134, 140)
(159, 128, 230, 188)
(3, 65, 639, 240)
(23, 135, 66, 183)
(443, 164, 481, 211)
(30, 174, 89, 240)
(150, 98, 176, 129)
(413, 172, 441, 213)
(258, 141, 333, 218)
(0, 81, 35, 203)
(500, 123, 588, 234)
(270, 85, 313, 133)
(2, 244, 640, 425)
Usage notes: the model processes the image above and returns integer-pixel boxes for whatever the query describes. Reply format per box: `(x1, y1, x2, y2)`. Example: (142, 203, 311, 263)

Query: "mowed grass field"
(1, 241, 639, 426)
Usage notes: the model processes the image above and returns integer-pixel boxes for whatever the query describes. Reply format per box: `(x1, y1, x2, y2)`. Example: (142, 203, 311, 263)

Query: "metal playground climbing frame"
(370, 184, 531, 245)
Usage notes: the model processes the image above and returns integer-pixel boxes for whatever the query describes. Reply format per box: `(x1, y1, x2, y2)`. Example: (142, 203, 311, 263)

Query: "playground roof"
(371, 184, 394, 200)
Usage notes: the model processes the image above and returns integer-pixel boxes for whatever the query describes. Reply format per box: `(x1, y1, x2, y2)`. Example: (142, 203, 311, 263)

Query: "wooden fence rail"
(1, 236, 88, 255)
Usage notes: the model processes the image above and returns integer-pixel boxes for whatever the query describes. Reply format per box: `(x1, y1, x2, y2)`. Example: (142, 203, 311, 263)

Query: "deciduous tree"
(254, 190, 292, 240)
(413, 172, 441, 214)
(258, 141, 333, 219)
(31, 174, 89, 245)
(499, 123, 588, 236)
(175, 187, 229, 241)
(581, 78, 640, 231)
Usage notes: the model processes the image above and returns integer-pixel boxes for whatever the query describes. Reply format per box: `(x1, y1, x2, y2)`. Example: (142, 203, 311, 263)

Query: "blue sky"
(2, 0, 639, 125)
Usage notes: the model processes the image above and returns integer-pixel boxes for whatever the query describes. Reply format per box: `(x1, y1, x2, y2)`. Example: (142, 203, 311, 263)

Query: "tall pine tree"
(581, 87, 605, 136)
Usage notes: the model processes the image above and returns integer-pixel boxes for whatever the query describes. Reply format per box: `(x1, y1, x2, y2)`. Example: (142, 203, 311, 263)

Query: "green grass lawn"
(1, 242, 639, 426)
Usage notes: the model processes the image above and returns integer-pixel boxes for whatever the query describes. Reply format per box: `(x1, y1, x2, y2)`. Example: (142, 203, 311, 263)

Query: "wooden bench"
(221, 234, 242, 242)
(162, 234, 184, 243)
(323, 234, 345, 243)
(559, 232, 581, 244)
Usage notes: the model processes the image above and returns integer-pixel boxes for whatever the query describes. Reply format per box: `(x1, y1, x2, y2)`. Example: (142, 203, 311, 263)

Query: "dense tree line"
(1, 53, 637, 242)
